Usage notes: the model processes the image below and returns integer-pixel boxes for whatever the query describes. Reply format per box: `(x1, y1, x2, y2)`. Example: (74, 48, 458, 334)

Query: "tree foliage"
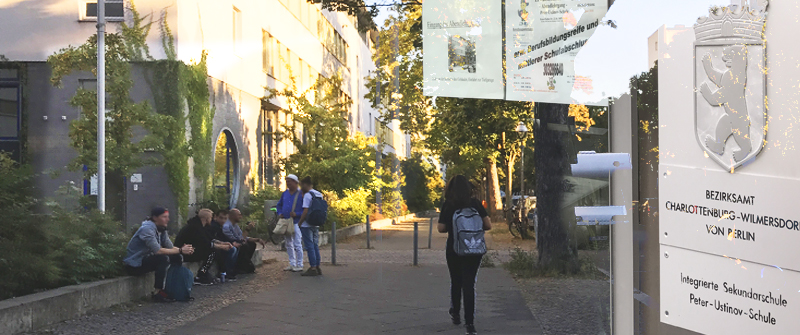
(401, 152, 444, 212)
(266, 74, 378, 196)
(48, 34, 165, 178)
(311, 0, 380, 32)
(365, 6, 533, 217)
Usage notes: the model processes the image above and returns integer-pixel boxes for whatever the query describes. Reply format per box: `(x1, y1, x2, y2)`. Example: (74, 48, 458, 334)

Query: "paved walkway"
(168, 218, 542, 335)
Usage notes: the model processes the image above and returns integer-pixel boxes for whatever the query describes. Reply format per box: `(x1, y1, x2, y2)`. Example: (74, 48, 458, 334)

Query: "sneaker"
(316, 267, 322, 275)
(465, 324, 477, 335)
(449, 309, 461, 325)
(193, 277, 213, 286)
(301, 268, 319, 276)
(284, 265, 294, 271)
(152, 291, 175, 303)
(291, 266, 304, 272)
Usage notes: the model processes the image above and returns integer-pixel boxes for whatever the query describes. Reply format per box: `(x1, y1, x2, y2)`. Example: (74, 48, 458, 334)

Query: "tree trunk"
(485, 157, 503, 220)
(505, 153, 516, 211)
(535, 103, 572, 267)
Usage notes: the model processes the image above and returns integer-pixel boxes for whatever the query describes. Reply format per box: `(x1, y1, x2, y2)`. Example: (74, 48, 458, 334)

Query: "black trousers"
(446, 252, 483, 325)
(126, 254, 183, 290)
(236, 241, 257, 273)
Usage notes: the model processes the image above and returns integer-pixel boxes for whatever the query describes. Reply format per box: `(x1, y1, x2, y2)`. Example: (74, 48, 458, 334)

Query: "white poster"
(423, 0, 504, 99)
(505, 0, 606, 105)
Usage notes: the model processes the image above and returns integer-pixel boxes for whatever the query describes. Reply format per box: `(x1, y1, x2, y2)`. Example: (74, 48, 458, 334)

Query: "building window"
(0, 86, 19, 139)
(263, 30, 274, 76)
(261, 110, 275, 185)
(233, 7, 242, 55)
(81, 0, 124, 22)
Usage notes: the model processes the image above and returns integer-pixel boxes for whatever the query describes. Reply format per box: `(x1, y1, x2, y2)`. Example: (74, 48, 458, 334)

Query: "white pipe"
(97, 0, 106, 212)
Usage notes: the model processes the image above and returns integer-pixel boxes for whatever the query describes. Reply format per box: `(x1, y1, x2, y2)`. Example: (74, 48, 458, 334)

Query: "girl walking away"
(438, 175, 492, 335)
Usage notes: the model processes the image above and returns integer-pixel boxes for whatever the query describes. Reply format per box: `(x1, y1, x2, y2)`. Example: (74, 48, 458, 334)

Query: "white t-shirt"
(301, 189, 323, 228)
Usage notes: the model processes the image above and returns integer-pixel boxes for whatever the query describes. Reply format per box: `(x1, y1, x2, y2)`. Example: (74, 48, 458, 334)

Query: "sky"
(367, 0, 734, 101)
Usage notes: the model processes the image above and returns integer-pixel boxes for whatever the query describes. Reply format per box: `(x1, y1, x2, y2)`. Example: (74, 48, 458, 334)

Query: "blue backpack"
(306, 191, 328, 227)
(165, 264, 194, 301)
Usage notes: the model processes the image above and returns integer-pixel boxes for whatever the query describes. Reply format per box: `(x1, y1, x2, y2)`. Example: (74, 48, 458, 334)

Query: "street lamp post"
(515, 121, 529, 200)
(97, 0, 106, 212)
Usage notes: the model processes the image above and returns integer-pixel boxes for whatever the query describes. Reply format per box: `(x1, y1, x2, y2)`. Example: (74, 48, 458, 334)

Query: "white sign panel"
(422, 0, 504, 99)
(661, 245, 800, 334)
(660, 167, 800, 273)
(505, 0, 606, 104)
(656, 2, 800, 333)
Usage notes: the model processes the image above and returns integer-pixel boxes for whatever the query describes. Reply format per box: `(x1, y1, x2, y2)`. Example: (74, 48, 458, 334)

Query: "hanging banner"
(505, 0, 607, 105)
(423, 0, 504, 99)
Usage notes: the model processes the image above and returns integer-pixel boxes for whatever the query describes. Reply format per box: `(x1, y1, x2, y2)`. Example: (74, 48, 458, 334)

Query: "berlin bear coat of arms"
(693, 0, 768, 172)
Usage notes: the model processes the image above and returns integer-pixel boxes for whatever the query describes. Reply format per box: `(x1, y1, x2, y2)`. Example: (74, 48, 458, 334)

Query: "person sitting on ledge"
(175, 208, 235, 286)
(124, 207, 194, 302)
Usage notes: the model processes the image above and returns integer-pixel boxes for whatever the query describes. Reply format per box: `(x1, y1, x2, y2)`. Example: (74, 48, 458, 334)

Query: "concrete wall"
(24, 62, 179, 230)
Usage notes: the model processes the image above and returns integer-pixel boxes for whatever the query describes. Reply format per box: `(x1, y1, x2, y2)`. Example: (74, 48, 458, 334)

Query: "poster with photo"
(423, 0, 504, 99)
(505, 0, 607, 105)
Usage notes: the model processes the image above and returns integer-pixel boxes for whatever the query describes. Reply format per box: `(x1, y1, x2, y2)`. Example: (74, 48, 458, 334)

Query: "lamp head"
(515, 121, 529, 135)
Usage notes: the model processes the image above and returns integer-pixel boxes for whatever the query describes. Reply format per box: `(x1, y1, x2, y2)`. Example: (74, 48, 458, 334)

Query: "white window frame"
(79, 0, 125, 22)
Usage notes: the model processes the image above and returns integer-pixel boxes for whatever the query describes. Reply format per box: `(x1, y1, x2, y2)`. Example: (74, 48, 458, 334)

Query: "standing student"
(124, 207, 194, 302)
(276, 174, 304, 272)
(297, 177, 322, 276)
(438, 175, 492, 335)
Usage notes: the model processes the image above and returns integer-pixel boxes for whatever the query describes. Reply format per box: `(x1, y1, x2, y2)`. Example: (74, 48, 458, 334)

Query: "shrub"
(326, 188, 371, 228)
(244, 186, 282, 240)
(505, 248, 603, 278)
(401, 153, 445, 213)
(0, 154, 58, 299)
(48, 206, 129, 285)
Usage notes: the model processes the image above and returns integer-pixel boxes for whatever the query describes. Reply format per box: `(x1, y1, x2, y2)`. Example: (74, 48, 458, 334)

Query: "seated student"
(124, 207, 194, 302)
(174, 208, 235, 285)
(206, 209, 240, 280)
(223, 208, 265, 275)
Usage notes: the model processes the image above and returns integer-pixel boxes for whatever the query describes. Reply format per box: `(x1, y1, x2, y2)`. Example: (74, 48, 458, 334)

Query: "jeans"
(446, 252, 482, 325)
(216, 246, 239, 275)
(300, 226, 321, 267)
(284, 224, 304, 268)
(125, 254, 183, 290)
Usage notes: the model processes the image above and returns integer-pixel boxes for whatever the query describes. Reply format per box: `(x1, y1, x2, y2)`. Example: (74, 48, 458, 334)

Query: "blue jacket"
(123, 220, 173, 267)
(276, 189, 303, 224)
(223, 220, 245, 243)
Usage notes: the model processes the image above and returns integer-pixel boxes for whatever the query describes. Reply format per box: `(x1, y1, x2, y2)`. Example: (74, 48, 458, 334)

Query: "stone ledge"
(0, 248, 266, 334)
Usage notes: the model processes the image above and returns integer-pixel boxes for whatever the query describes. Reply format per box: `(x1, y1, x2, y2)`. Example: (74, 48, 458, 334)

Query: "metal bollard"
(413, 222, 419, 266)
(331, 221, 337, 265)
(366, 215, 371, 249)
(428, 218, 433, 249)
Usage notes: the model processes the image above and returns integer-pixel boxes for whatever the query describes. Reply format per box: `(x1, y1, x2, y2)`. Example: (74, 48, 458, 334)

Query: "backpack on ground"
(306, 192, 328, 227)
(165, 264, 194, 301)
(452, 208, 487, 256)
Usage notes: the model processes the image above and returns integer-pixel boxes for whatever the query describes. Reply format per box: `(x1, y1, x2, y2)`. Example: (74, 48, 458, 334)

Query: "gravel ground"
(517, 277, 611, 335)
(25, 260, 287, 335)
(487, 227, 612, 335)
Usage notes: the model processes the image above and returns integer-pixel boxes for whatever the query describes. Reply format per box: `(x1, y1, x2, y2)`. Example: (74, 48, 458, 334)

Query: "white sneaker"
(284, 265, 294, 271)
(292, 266, 304, 272)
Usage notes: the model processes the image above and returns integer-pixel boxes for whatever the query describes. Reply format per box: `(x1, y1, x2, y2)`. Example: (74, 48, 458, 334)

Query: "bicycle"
(506, 204, 529, 239)
(265, 207, 283, 245)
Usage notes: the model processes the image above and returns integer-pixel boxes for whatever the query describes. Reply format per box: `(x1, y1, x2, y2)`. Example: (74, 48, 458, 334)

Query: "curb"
(0, 248, 268, 335)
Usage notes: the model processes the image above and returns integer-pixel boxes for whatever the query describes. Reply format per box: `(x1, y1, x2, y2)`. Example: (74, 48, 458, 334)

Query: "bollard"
(413, 221, 419, 266)
(366, 215, 371, 249)
(331, 221, 337, 265)
(428, 218, 433, 249)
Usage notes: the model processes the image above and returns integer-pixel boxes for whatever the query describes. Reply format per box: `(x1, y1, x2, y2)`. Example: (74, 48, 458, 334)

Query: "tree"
(401, 152, 444, 212)
(266, 74, 378, 196)
(534, 103, 572, 268)
(366, 6, 533, 218)
(312, 0, 380, 32)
